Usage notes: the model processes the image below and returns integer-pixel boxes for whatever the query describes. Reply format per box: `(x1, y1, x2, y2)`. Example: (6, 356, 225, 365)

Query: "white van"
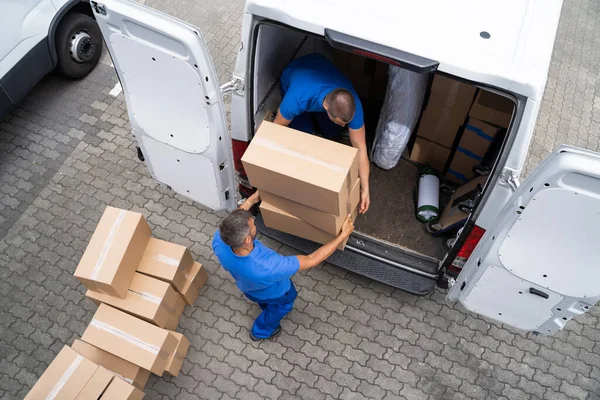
(90, 0, 600, 335)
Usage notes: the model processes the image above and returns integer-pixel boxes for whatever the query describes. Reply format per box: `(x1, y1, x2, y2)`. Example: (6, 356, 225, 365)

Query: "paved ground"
(2, 0, 600, 399)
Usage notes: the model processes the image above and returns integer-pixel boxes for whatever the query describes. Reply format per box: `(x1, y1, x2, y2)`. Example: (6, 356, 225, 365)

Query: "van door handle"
(529, 287, 549, 299)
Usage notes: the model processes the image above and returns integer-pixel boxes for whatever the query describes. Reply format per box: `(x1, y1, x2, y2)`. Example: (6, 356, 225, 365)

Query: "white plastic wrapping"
(372, 66, 428, 170)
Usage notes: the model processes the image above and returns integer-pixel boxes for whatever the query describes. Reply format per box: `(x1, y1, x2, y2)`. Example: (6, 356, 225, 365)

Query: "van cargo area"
(251, 23, 515, 263)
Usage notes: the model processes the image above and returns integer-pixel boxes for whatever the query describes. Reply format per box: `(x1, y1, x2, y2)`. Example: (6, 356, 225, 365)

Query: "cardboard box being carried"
(180, 261, 208, 306)
(259, 178, 360, 236)
(410, 137, 451, 172)
(75, 366, 114, 400)
(86, 273, 182, 329)
(74, 206, 151, 298)
(81, 304, 178, 376)
(469, 90, 513, 128)
(164, 332, 191, 377)
(25, 345, 98, 400)
(72, 339, 150, 390)
(102, 376, 145, 400)
(136, 238, 194, 294)
(242, 121, 359, 216)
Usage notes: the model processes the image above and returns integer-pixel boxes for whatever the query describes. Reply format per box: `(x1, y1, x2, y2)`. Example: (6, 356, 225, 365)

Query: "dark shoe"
(249, 325, 282, 341)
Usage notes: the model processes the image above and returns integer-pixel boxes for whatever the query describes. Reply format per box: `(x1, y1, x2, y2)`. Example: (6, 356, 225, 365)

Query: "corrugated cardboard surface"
(165, 294, 186, 331)
(410, 137, 451, 172)
(242, 121, 359, 216)
(86, 273, 179, 328)
(25, 345, 98, 400)
(260, 201, 351, 250)
(75, 206, 151, 298)
(75, 366, 114, 400)
(102, 376, 145, 400)
(180, 262, 208, 306)
(259, 178, 360, 235)
(438, 176, 487, 229)
(81, 304, 177, 376)
(446, 151, 479, 183)
(71, 339, 150, 390)
(136, 238, 194, 293)
(469, 90, 513, 128)
(165, 332, 191, 377)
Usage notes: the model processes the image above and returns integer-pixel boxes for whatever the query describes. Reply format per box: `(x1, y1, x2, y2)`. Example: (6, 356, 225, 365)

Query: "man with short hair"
(212, 191, 354, 341)
(274, 53, 371, 214)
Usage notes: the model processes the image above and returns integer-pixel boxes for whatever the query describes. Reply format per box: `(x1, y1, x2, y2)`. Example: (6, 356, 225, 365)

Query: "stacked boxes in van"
(26, 206, 205, 398)
(242, 121, 360, 249)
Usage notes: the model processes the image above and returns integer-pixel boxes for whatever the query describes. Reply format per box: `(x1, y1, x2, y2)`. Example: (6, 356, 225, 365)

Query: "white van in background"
(90, 0, 600, 336)
(0, 0, 102, 119)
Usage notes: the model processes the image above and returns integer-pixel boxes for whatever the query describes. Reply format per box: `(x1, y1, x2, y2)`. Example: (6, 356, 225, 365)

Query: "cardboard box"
(180, 262, 208, 306)
(242, 121, 359, 216)
(437, 176, 487, 230)
(86, 273, 181, 328)
(136, 238, 194, 294)
(259, 179, 360, 235)
(81, 304, 178, 376)
(72, 339, 150, 390)
(410, 137, 451, 172)
(74, 206, 151, 298)
(75, 366, 114, 400)
(260, 201, 353, 250)
(165, 332, 191, 376)
(446, 151, 479, 183)
(25, 345, 98, 400)
(102, 376, 145, 400)
(165, 294, 186, 331)
(469, 90, 513, 128)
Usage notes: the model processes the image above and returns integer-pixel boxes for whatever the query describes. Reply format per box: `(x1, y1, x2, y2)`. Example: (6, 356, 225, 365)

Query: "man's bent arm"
(274, 108, 292, 126)
(296, 216, 354, 270)
(349, 125, 370, 213)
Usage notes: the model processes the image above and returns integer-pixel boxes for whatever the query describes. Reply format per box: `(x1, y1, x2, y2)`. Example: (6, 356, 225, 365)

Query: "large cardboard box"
(86, 273, 181, 328)
(75, 366, 114, 400)
(71, 339, 150, 390)
(437, 176, 487, 230)
(25, 345, 98, 400)
(242, 121, 359, 216)
(259, 179, 360, 236)
(165, 293, 186, 331)
(469, 90, 513, 128)
(136, 238, 194, 294)
(260, 201, 352, 250)
(410, 137, 451, 172)
(164, 332, 191, 377)
(180, 262, 208, 306)
(102, 376, 145, 400)
(74, 207, 151, 298)
(416, 76, 477, 147)
(81, 304, 178, 376)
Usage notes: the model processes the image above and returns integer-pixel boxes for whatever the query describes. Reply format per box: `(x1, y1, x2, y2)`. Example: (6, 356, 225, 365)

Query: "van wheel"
(55, 13, 102, 79)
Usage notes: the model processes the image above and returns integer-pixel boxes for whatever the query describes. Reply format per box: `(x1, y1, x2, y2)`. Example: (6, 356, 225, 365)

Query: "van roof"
(246, 0, 564, 101)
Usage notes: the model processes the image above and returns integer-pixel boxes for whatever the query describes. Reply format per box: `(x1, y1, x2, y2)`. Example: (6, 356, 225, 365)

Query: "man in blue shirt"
(274, 53, 371, 214)
(212, 191, 354, 340)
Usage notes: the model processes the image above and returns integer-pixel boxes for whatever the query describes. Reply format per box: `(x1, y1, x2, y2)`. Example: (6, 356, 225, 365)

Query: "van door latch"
(500, 169, 520, 192)
(221, 76, 244, 96)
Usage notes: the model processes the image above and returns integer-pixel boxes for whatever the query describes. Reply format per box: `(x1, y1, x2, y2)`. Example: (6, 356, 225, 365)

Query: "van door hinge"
(220, 76, 244, 96)
(500, 169, 520, 192)
(90, 1, 106, 15)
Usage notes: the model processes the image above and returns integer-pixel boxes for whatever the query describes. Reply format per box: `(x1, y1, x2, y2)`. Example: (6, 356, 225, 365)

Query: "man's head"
(219, 209, 257, 249)
(323, 88, 356, 127)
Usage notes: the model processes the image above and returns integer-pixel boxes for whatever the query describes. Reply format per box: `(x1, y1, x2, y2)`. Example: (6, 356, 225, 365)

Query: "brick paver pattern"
(1, 0, 600, 399)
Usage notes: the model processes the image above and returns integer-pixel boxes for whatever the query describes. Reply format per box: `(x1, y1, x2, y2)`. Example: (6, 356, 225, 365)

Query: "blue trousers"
(288, 111, 342, 138)
(245, 282, 298, 339)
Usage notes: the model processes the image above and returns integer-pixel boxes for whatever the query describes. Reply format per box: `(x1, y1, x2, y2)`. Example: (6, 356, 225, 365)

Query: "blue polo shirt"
(212, 230, 300, 299)
(280, 53, 364, 130)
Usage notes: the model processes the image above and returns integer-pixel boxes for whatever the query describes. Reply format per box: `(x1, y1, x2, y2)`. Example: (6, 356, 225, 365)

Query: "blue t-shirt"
(212, 230, 300, 299)
(280, 53, 365, 130)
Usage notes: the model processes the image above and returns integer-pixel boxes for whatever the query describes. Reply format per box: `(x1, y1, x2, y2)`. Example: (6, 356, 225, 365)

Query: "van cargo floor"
(355, 159, 447, 260)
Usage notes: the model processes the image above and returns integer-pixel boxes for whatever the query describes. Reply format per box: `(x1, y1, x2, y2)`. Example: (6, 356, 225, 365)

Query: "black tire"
(55, 13, 102, 79)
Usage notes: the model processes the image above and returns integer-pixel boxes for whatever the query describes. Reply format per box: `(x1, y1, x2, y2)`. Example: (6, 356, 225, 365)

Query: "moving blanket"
(372, 66, 428, 169)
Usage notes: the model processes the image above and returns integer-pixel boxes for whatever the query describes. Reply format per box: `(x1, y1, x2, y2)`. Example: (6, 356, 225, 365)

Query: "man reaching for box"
(273, 53, 370, 214)
(212, 191, 354, 340)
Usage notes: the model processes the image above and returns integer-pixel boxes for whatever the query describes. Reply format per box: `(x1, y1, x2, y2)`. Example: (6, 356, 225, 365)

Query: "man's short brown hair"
(325, 88, 355, 123)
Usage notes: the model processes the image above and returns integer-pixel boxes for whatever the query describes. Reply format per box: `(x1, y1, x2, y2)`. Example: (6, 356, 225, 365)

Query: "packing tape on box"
(46, 354, 84, 400)
(90, 319, 160, 355)
(128, 289, 162, 305)
(153, 254, 180, 268)
(91, 210, 127, 280)
(251, 137, 347, 173)
(112, 371, 134, 385)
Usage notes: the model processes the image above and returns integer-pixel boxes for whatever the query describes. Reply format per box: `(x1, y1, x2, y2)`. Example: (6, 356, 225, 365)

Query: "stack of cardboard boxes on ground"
(26, 206, 207, 399)
(242, 121, 360, 249)
(410, 75, 513, 183)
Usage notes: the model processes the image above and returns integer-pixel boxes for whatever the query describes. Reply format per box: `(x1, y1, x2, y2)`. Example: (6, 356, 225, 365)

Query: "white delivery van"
(90, 0, 600, 335)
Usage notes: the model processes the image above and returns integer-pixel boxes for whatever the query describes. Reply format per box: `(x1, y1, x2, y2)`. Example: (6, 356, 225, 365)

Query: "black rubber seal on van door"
(324, 29, 439, 74)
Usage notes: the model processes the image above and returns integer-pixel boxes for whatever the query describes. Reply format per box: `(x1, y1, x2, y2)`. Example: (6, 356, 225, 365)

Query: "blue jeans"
(244, 282, 298, 338)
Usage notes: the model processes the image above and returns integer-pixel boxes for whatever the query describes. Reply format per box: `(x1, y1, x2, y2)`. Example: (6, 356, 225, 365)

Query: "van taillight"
(448, 225, 486, 277)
